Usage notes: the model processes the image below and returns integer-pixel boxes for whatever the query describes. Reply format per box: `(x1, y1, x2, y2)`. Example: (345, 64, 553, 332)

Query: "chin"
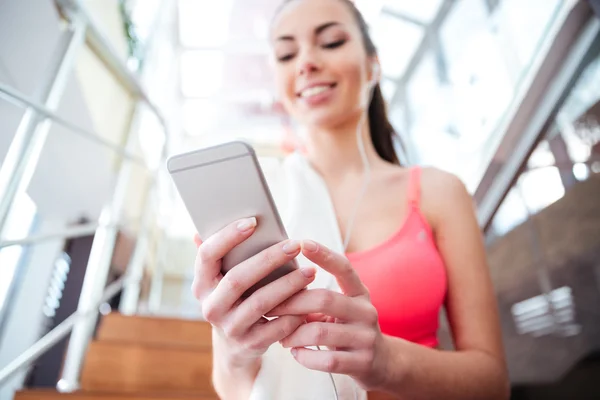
(298, 106, 352, 130)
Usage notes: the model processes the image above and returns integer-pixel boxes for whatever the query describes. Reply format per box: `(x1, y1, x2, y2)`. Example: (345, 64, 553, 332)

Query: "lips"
(297, 83, 337, 99)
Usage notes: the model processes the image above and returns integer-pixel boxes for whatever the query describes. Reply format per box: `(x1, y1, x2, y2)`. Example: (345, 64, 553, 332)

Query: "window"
(0, 193, 37, 313)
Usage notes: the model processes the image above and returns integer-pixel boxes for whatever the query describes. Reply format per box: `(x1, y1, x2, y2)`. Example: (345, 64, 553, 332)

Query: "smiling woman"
(272, 0, 399, 165)
(192, 0, 510, 399)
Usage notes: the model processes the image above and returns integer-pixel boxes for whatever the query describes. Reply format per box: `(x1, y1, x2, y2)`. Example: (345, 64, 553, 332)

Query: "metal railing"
(0, 0, 171, 393)
(0, 274, 129, 385)
(475, 1, 600, 230)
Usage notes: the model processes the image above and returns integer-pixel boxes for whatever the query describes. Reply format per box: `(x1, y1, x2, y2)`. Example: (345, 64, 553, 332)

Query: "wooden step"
(97, 313, 212, 349)
(80, 341, 215, 396)
(15, 390, 217, 399)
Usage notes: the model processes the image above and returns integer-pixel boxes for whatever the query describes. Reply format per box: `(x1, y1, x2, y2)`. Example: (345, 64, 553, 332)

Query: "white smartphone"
(167, 141, 297, 297)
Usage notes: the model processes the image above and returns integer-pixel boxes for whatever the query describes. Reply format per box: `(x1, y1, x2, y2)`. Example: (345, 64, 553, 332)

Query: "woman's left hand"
(267, 239, 393, 391)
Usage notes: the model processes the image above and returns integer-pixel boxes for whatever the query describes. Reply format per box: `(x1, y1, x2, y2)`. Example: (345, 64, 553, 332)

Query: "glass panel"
(180, 51, 224, 97)
(182, 99, 225, 137)
(137, 103, 166, 170)
(129, 0, 162, 42)
(401, 0, 564, 189)
(487, 40, 600, 392)
(0, 99, 26, 169)
(384, 0, 443, 23)
(178, 0, 234, 48)
(354, 0, 385, 24)
(493, 0, 562, 71)
(0, 192, 36, 313)
(371, 14, 424, 78)
(406, 51, 460, 170)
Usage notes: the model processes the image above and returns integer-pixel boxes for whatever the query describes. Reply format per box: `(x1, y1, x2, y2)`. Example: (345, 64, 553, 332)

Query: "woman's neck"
(304, 117, 385, 180)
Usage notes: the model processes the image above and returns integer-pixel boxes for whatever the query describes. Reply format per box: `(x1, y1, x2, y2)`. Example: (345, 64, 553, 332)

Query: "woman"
(192, 0, 509, 398)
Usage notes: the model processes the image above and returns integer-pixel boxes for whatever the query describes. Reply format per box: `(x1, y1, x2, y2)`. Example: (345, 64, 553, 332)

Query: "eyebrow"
(276, 21, 341, 41)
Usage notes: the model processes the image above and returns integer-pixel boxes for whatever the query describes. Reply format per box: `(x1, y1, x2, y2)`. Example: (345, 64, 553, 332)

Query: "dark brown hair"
(274, 0, 400, 165)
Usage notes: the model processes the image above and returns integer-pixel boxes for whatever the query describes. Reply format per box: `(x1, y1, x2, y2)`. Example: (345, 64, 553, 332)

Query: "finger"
(193, 233, 202, 248)
(242, 315, 306, 353)
(291, 347, 371, 376)
(206, 239, 302, 316)
(226, 267, 316, 335)
(266, 289, 373, 322)
(301, 240, 368, 297)
(192, 217, 257, 299)
(281, 322, 375, 349)
(305, 313, 334, 323)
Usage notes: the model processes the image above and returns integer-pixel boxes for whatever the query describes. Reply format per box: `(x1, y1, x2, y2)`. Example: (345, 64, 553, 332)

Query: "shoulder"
(418, 167, 475, 228)
(420, 167, 468, 196)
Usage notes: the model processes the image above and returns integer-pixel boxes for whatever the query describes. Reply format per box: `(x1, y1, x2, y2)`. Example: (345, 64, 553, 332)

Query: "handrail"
(0, 82, 146, 165)
(0, 219, 137, 249)
(55, 0, 168, 131)
(0, 0, 170, 393)
(0, 222, 100, 249)
(0, 274, 130, 385)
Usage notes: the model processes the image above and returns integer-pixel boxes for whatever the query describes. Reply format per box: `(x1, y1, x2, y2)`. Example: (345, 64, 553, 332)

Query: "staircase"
(14, 313, 219, 399)
(13, 313, 398, 400)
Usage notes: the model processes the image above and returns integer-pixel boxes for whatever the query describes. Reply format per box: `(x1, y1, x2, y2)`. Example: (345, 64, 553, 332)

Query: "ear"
(369, 56, 382, 86)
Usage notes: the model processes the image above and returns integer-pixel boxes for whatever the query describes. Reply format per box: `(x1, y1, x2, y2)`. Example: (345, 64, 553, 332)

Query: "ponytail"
(369, 84, 399, 165)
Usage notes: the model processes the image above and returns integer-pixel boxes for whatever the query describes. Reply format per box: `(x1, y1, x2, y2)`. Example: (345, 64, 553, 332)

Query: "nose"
(298, 60, 319, 76)
(296, 48, 321, 77)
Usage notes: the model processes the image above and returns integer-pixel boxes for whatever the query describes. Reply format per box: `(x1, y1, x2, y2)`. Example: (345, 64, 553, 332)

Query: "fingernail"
(291, 348, 298, 357)
(237, 217, 257, 232)
(300, 267, 316, 278)
(282, 240, 301, 255)
(302, 240, 319, 253)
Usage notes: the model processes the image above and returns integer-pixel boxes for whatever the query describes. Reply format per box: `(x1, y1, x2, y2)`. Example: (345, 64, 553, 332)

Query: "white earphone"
(370, 63, 380, 89)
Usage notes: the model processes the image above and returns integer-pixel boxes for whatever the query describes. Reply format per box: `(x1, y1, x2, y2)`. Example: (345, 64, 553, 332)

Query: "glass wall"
(486, 38, 600, 395)
(371, 0, 566, 190)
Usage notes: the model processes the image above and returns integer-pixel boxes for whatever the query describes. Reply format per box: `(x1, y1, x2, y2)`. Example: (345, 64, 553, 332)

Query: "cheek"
(335, 57, 365, 101)
(274, 67, 296, 105)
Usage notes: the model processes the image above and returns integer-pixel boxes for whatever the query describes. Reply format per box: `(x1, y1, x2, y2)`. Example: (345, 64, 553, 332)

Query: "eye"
(322, 39, 346, 49)
(277, 53, 295, 62)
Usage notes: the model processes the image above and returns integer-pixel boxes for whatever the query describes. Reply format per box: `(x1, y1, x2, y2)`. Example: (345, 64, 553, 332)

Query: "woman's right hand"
(192, 217, 316, 365)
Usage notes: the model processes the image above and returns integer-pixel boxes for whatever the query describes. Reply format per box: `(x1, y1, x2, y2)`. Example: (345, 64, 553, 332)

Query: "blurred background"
(0, 0, 599, 399)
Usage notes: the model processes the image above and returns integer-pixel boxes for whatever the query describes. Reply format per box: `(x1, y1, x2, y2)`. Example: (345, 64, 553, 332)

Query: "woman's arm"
(269, 169, 509, 399)
(377, 334, 508, 399)
(211, 328, 262, 399)
(375, 168, 508, 399)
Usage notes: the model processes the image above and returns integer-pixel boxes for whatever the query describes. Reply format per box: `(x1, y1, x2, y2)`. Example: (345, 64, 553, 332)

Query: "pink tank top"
(346, 167, 447, 347)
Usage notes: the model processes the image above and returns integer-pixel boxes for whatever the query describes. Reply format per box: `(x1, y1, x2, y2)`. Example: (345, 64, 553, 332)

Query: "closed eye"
(323, 39, 346, 49)
(277, 53, 295, 62)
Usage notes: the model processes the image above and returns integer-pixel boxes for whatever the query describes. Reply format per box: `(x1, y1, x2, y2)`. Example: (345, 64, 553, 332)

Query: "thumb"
(193, 233, 202, 248)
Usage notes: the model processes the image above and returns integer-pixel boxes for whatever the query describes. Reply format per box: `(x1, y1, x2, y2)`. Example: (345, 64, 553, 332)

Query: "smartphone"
(167, 141, 297, 297)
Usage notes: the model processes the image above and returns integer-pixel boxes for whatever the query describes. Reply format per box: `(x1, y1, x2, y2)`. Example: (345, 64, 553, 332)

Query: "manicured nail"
(300, 267, 316, 278)
(237, 217, 257, 232)
(282, 240, 301, 255)
(302, 240, 319, 253)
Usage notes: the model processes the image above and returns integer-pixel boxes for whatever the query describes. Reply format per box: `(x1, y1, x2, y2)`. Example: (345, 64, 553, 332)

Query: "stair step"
(81, 342, 215, 395)
(15, 390, 217, 399)
(97, 313, 212, 349)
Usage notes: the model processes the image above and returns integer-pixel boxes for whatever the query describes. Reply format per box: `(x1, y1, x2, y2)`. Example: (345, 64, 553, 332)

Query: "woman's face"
(270, 0, 374, 129)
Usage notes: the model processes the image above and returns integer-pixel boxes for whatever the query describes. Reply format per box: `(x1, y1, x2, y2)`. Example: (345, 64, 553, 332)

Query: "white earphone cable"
(324, 74, 377, 400)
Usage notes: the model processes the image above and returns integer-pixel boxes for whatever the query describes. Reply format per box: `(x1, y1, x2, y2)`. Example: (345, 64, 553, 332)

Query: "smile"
(298, 83, 337, 99)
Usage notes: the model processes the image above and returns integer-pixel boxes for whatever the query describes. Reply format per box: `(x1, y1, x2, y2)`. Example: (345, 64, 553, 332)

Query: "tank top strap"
(407, 166, 422, 209)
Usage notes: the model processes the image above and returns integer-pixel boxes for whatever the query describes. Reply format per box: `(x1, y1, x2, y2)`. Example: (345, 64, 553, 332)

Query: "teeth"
(300, 85, 331, 98)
